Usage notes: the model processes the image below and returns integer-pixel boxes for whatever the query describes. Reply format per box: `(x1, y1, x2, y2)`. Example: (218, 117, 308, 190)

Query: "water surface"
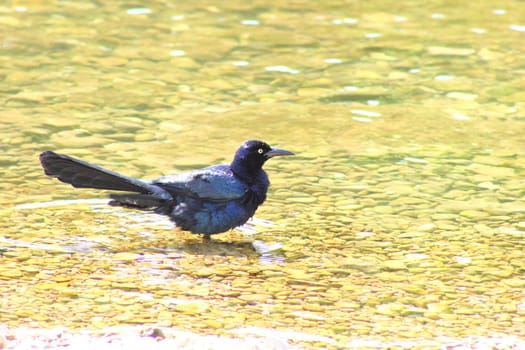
(1, 0, 524, 348)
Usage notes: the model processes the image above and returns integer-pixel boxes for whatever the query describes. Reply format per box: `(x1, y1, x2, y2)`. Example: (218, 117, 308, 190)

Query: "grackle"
(39, 140, 294, 237)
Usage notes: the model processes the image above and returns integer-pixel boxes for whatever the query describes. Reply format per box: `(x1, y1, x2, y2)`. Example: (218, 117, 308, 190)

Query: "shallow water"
(0, 0, 524, 348)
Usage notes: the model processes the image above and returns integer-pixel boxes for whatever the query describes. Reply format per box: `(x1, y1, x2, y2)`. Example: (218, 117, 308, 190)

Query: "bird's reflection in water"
(176, 239, 285, 264)
(15, 200, 285, 263)
(179, 239, 257, 257)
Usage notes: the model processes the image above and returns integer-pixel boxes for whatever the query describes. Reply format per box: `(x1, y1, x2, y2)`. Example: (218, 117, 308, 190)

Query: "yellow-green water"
(0, 0, 524, 348)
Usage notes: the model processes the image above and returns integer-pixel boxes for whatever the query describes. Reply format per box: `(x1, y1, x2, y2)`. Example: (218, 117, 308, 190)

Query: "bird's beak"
(265, 147, 295, 158)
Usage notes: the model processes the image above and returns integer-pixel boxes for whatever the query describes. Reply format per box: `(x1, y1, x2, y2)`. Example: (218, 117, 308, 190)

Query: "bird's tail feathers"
(39, 151, 167, 197)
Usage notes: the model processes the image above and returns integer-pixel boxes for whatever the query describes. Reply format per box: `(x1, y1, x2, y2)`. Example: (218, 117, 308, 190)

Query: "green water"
(1, 0, 524, 348)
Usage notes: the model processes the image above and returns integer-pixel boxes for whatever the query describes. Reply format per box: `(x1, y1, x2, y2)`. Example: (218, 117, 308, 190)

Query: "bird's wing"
(152, 165, 248, 201)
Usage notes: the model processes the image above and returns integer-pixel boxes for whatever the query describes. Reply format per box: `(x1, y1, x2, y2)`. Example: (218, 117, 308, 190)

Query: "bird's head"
(231, 140, 294, 179)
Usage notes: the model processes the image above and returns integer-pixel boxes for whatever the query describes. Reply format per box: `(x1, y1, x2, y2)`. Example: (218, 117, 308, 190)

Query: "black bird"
(39, 140, 294, 237)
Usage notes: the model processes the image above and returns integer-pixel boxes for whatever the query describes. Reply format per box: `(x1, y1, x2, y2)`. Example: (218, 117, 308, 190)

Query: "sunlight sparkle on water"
(352, 117, 372, 123)
(470, 28, 487, 34)
(404, 157, 429, 164)
(325, 58, 343, 64)
(365, 33, 382, 39)
(509, 25, 525, 32)
(435, 74, 453, 81)
(127, 8, 152, 15)
(170, 50, 186, 56)
(265, 66, 300, 74)
(351, 109, 381, 117)
(332, 18, 359, 25)
(241, 19, 260, 26)
(452, 114, 472, 121)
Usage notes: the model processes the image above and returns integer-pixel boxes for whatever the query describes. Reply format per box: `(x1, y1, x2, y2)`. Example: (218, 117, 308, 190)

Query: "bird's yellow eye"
(257, 148, 264, 154)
